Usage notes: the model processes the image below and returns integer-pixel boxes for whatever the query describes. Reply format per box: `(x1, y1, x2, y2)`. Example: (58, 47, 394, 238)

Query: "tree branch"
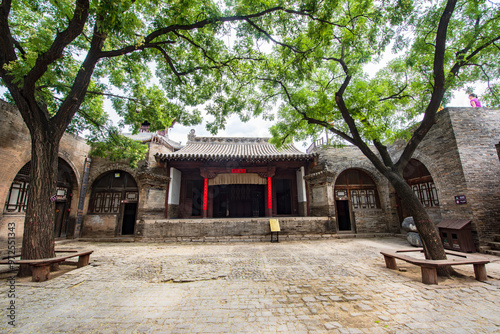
(152, 45, 185, 83)
(175, 31, 220, 63)
(100, 7, 289, 59)
(378, 83, 410, 102)
(51, 13, 106, 138)
(260, 76, 355, 144)
(0, 0, 20, 85)
(396, 0, 457, 174)
(24, 0, 89, 95)
(449, 35, 500, 79)
(245, 18, 308, 54)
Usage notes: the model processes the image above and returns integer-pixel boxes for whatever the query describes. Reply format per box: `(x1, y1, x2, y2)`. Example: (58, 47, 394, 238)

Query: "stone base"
(134, 217, 336, 240)
(166, 204, 179, 218)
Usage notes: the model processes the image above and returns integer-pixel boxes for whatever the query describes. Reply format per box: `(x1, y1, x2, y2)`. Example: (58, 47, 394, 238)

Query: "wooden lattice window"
(350, 189, 377, 209)
(4, 159, 75, 214)
(404, 159, 439, 207)
(92, 192, 122, 213)
(335, 169, 380, 209)
(4, 181, 29, 213)
(89, 170, 138, 214)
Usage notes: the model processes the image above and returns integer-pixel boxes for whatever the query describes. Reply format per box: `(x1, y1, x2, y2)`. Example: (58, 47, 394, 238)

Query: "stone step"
(488, 241, 500, 251)
(494, 235, 500, 242)
(78, 237, 135, 243)
(483, 248, 500, 257)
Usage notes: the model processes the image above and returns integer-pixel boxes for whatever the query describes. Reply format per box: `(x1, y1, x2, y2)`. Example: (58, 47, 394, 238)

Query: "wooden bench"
(380, 248, 489, 285)
(1, 249, 79, 260)
(0, 250, 93, 282)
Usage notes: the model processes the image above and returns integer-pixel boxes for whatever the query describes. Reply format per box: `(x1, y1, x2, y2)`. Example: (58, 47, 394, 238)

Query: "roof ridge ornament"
(187, 129, 196, 142)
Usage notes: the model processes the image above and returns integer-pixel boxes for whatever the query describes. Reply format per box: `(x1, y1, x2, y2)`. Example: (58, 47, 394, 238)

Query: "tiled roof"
(156, 135, 315, 162)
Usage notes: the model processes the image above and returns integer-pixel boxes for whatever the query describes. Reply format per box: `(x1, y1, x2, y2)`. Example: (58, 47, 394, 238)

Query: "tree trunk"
(18, 126, 60, 277)
(388, 172, 454, 277)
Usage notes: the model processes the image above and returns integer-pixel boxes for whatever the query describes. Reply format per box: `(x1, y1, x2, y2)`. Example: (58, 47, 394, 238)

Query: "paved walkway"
(1, 237, 500, 333)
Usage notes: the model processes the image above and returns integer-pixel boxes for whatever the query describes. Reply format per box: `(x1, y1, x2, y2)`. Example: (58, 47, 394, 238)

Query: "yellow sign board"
(270, 219, 280, 232)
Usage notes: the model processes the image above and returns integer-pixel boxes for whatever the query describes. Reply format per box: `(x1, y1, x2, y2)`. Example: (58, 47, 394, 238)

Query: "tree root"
(437, 265, 460, 278)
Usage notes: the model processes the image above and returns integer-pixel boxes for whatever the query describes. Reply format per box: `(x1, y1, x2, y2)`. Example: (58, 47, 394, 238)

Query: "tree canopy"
(226, 0, 500, 149)
(0, 0, 308, 165)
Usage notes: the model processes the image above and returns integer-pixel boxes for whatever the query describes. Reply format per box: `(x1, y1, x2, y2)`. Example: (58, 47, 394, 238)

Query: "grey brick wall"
(309, 146, 398, 234)
(310, 107, 500, 245)
(135, 217, 336, 241)
(449, 108, 500, 244)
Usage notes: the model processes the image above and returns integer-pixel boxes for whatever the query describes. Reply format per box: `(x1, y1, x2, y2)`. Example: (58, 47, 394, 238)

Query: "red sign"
(203, 178, 208, 211)
(232, 169, 247, 173)
(267, 177, 272, 209)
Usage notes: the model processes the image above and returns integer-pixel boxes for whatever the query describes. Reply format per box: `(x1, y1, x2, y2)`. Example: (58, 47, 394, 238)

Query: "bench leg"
(421, 266, 438, 285)
(77, 254, 90, 268)
(32, 265, 50, 282)
(473, 264, 487, 281)
(383, 255, 398, 270)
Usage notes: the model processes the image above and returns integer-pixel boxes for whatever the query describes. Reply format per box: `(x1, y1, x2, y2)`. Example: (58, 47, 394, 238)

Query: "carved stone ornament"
(187, 129, 196, 142)
(136, 171, 170, 186)
(304, 170, 335, 183)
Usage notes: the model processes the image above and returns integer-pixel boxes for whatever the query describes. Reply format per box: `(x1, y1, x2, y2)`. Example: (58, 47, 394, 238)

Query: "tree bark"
(18, 125, 61, 277)
(387, 171, 454, 277)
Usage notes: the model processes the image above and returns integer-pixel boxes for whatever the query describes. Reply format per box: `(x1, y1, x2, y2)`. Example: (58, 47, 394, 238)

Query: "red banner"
(267, 177, 272, 209)
(231, 169, 246, 173)
(203, 178, 208, 211)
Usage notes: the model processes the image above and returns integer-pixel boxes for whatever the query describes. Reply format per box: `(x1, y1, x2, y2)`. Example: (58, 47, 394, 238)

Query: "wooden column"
(266, 176, 273, 217)
(421, 266, 438, 285)
(383, 255, 398, 270)
(202, 178, 208, 218)
(473, 263, 488, 281)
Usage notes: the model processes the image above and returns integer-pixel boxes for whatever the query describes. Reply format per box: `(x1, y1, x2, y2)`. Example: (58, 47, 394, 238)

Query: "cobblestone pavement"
(1, 237, 500, 333)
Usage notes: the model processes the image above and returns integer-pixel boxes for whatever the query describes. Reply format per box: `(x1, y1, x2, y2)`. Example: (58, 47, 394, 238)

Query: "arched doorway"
(89, 171, 139, 235)
(397, 159, 440, 221)
(334, 169, 381, 232)
(3, 158, 77, 238)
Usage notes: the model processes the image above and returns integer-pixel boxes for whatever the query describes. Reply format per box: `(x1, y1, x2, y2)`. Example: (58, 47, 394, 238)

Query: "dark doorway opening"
(336, 200, 352, 231)
(275, 179, 292, 215)
(122, 203, 137, 235)
(212, 184, 265, 218)
(190, 180, 204, 216)
(54, 202, 68, 238)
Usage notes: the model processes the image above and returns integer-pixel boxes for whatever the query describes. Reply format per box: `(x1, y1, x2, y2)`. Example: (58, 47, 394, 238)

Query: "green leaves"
(252, 0, 499, 152)
(2, 0, 302, 166)
(2, 0, 498, 169)
(89, 130, 149, 168)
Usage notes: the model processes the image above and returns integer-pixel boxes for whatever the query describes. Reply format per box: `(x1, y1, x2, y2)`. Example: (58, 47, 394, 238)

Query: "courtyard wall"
(0, 100, 90, 241)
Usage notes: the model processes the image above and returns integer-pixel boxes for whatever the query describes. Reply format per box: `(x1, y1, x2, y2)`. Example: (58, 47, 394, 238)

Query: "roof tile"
(156, 136, 315, 162)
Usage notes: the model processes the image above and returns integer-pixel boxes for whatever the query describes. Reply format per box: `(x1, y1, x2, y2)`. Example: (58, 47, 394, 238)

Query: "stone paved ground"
(1, 237, 500, 334)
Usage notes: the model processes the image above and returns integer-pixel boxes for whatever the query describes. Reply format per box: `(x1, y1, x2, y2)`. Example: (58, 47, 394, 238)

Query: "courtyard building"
(0, 99, 499, 252)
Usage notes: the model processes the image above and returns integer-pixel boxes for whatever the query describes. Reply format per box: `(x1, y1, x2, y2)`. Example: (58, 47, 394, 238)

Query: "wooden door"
(336, 200, 352, 231)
